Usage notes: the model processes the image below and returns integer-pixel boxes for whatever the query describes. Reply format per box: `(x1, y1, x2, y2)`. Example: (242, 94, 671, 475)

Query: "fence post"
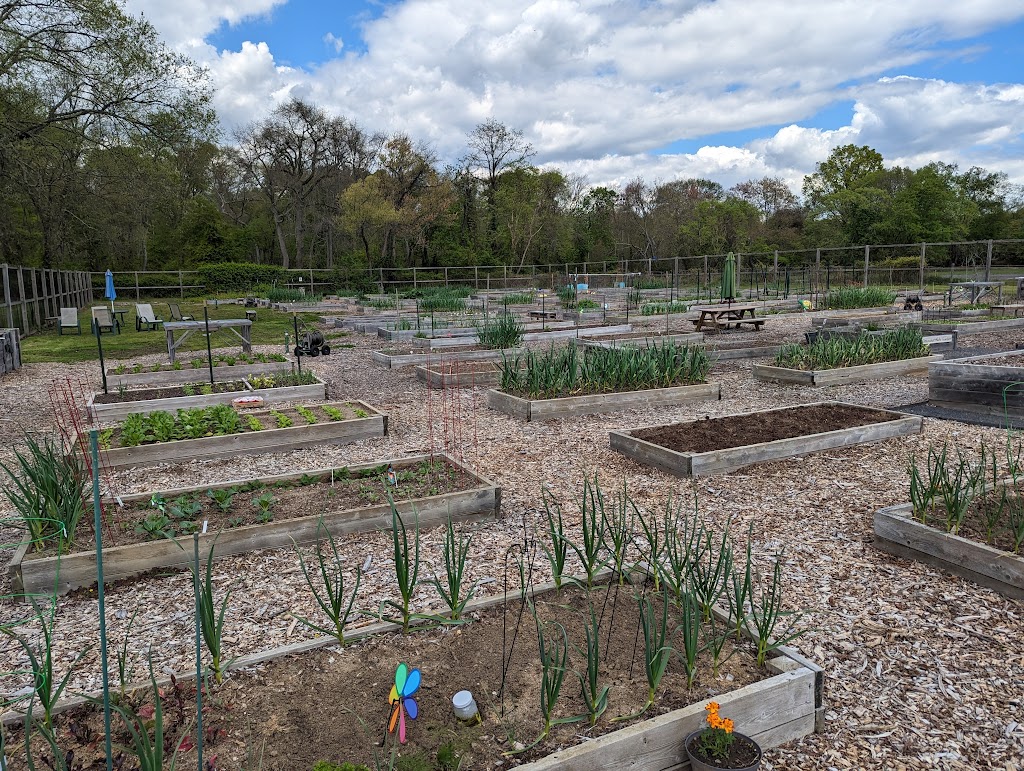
(444, 266, 449, 286)
(985, 239, 993, 282)
(16, 267, 28, 332)
(920, 242, 926, 293)
(863, 245, 870, 287)
(2, 265, 13, 329)
(413, 267, 418, 291)
(134, 271, 140, 299)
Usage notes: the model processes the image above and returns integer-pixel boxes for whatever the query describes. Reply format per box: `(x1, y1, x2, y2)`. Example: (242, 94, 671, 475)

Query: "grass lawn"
(20, 300, 325, 364)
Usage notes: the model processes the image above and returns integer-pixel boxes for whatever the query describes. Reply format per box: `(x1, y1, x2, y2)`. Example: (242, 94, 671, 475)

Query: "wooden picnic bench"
(529, 310, 558, 320)
(690, 304, 763, 332)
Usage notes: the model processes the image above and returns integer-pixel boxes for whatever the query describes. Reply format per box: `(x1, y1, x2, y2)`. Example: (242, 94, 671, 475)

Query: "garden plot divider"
(106, 358, 294, 388)
(611, 402, 923, 477)
(93, 399, 385, 469)
(87, 374, 327, 421)
(919, 316, 1024, 335)
(415, 361, 502, 389)
(752, 354, 942, 386)
(0, 570, 822, 769)
(9, 453, 498, 597)
(408, 322, 634, 350)
(371, 347, 525, 369)
(578, 331, 704, 350)
(487, 382, 721, 422)
(927, 351, 1024, 417)
(874, 503, 1024, 600)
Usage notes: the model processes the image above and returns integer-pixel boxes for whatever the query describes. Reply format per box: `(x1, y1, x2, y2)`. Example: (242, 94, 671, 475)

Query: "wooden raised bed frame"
(9, 453, 498, 597)
(106, 359, 294, 388)
(928, 351, 1024, 417)
(88, 375, 327, 421)
(920, 316, 1024, 335)
(487, 382, 721, 421)
(371, 347, 524, 369)
(752, 354, 942, 386)
(610, 401, 923, 477)
(874, 502, 1024, 600)
(1, 571, 822, 771)
(94, 399, 386, 470)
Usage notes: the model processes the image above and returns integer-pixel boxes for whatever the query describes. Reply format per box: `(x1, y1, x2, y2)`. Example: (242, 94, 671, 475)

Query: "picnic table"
(690, 303, 764, 332)
(164, 319, 252, 363)
(948, 281, 1002, 305)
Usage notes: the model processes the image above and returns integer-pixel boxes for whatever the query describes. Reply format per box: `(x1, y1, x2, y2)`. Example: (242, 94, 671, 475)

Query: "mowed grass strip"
(20, 300, 323, 363)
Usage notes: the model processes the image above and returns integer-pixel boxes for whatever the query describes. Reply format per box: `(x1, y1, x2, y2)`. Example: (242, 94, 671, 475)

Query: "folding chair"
(135, 303, 164, 331)
(91, 307, 120, 335)
(59, 307, 81, 335)
(167, 303, 195, 322)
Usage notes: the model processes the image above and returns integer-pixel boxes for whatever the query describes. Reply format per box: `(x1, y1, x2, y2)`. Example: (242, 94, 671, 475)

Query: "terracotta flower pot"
(684, 730, 763, 771)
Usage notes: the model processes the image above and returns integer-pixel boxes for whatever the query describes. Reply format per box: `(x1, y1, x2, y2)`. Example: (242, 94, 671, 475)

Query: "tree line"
(2, 0, 1022, 276)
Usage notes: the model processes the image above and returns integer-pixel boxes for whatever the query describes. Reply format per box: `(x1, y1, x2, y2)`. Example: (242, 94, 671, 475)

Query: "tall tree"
(463, 118, 534, 255)
(729, 177, 799, 221)
(233, 100, 375, 269)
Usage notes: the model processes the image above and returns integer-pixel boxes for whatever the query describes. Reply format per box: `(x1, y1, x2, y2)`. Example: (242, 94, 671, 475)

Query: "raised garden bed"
(0, 574, 820, 769)
(709, 341, 784, 361)
(874, 501, 1024, 601)
(753, 355, 941, 386)
(488, 383, 721, 421)
(928, 350, 1024, 417)
(408, 323, 634, 349)
(93, 400, 385, 469)
(106, 356, 293, 387)
(610, 402, 923, 476)
(87, 374, 327, 421)
(371, 346, 525, 369)
(919, 316, 1024, 335)
(414, 361, 503, 389)
(579, 331, 704, 350)
(9, 453, 498, 596)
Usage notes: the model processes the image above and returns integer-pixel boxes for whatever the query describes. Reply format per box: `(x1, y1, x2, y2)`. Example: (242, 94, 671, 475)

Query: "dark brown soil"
(685, 731, 762, 768)
(93, 382, 247, 403)
(935, 488, 1024, 555)
(633, 404, 898, 454)
(4, 583, 766, 771)
(37, 458, 473, 554)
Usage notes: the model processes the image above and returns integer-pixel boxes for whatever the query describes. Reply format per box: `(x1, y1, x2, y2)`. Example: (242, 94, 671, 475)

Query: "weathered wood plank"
(753, 355, 940, 386)
(11, 454, 500, 596)
(873, 505, 1024, 600)
(611, 403, 922, 477)
(106, 360, 293, 388)
(88, 378, 326, 421)
(487, 383, 721, 422)
(518, 668, 815, 771)
(95, 400, 385, 469)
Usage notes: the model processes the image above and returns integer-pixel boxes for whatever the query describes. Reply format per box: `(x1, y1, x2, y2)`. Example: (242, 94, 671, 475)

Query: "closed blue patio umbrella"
(104, 269, 117, 312)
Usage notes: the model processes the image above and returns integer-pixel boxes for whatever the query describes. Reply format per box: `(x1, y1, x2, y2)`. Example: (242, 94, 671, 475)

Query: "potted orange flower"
(684, 702, 762, 770)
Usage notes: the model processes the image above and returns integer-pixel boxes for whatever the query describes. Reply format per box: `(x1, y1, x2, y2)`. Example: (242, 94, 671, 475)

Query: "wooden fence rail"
(1, 264, 92, 336)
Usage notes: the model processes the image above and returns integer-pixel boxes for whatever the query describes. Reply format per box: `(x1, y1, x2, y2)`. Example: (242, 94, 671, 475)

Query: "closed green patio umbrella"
(721, 252, 737, 303)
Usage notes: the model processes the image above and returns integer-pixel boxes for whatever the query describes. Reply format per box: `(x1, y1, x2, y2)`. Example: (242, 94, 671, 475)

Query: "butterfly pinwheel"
(388, 663, 421, 744)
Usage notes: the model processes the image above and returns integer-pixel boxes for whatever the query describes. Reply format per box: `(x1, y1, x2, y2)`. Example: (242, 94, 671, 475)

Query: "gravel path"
(1, 313, 1023, 770)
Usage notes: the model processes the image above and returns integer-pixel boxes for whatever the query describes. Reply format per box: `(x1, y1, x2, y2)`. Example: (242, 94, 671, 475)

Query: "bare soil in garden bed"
(35, 458, 473, 554)
(93, 381, 248, 403)
(953, 355, 1024, 367)
(4, 582, 764, 771)
(378, 345, 490, 355)
(633, 404, 898, 454)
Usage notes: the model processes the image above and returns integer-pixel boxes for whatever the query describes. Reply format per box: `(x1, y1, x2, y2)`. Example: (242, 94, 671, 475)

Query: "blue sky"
(131, 0, 1024, 190)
